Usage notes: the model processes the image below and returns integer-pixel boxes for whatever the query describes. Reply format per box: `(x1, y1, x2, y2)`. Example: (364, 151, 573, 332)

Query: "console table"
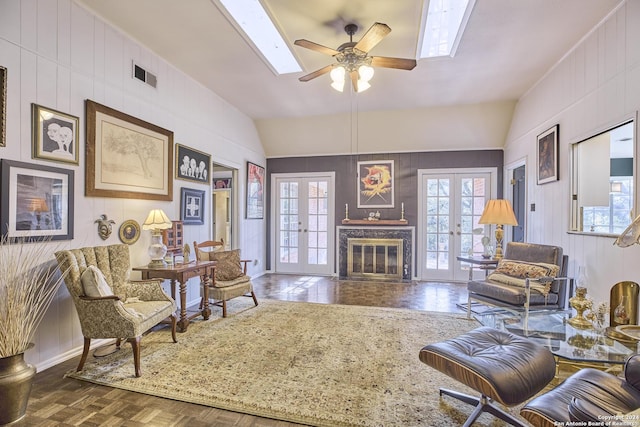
(133, 260, 215, 332)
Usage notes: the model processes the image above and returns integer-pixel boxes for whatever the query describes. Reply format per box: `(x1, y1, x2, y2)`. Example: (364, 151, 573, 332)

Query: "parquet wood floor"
(17, 275, 468, 426)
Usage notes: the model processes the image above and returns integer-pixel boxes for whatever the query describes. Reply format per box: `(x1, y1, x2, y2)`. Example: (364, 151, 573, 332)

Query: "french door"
(418, 169, 496, 281)
(273, 173, 334, 275)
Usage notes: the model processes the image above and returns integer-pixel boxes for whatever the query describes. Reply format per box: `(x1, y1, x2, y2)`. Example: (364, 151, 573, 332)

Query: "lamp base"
(148, 258, 167, 268)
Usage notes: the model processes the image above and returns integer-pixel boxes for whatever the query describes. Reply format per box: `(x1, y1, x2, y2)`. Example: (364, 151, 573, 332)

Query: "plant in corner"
(0, 235, 67, 425)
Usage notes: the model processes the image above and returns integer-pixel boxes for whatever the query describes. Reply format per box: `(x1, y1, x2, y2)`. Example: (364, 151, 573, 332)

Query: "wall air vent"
(132, 62, 157, 88)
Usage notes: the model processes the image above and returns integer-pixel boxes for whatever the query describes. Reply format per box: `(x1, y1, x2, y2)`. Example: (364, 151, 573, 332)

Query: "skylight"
(215, 0, 302, 74)
(419, 0, 476, 58)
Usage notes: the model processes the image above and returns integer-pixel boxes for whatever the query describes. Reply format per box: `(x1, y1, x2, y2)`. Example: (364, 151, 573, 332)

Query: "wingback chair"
(193, 240, 258, 317)
(55, 244, 177, 377)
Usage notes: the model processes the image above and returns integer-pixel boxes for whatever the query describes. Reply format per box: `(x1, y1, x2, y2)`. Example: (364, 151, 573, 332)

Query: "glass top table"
(475, 308, 638, 365)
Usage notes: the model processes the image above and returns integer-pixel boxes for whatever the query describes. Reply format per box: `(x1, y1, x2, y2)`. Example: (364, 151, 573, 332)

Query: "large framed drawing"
(180, 187, 205, 225)
(175, 144, 210, 184)
(0, 66, 5, 147)
(357, 160, 394, 208)
(537, 124, 559, 185)
(0, 159, 74, 241)
(246, 162, 264, 219)
(31, 103, 80, 164)
(85, 100, 173, 200)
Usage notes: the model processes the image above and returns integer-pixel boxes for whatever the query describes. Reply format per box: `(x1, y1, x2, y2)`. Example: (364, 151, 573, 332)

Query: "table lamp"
(142, 209, 173, 267)
(478, 199, 518, 260)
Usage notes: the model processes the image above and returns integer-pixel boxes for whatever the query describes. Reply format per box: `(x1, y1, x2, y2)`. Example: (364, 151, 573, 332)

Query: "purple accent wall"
(266, 150, 504, 274)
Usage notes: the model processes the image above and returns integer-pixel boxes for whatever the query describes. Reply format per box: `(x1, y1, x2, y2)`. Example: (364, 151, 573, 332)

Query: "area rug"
(65, 299, 515, 426)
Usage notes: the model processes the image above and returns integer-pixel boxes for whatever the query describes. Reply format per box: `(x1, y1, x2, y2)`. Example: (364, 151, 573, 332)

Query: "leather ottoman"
(420, 326, 556, 427)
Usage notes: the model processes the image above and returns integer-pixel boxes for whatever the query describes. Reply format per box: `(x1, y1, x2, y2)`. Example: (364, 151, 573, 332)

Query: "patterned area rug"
(66, 299, 515, 426)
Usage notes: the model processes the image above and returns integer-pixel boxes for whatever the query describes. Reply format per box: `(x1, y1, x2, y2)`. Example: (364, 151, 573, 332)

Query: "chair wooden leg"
(77, 337, 91, 372)
(251, 291, 258, 306)
(222, 300, 227, 318)
(127, 337, 142, 377)
(170, 313, 178, 343)
(115, 338, 122, 349)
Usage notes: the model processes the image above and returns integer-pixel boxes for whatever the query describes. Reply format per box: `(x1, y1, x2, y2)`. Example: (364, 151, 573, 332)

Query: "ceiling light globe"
(330, 66, 346, 83)
(331, 80, 345, 92)
(358, 65, 374, 82)
(356, 80, 371, 93)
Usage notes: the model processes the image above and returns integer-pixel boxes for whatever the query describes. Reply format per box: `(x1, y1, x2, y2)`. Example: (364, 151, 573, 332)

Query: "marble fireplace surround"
(337, 226, 415, 281)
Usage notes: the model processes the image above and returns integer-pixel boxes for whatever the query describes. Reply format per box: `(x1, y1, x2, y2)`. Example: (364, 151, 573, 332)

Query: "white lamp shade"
(142, 209, 172, 230)
(356, 80, 371, 93)
(330, 66, 345, 83)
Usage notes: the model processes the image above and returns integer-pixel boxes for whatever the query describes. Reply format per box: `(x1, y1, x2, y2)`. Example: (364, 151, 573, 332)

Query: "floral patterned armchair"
(55, 244, 177, 377)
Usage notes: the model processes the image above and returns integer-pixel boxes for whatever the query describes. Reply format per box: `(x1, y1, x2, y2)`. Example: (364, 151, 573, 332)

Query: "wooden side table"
(456, 255, 499, 280)
(133, 260, 215, 332)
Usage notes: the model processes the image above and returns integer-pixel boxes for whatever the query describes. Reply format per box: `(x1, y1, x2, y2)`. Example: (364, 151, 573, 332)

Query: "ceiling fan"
(294, 22, 417, 93)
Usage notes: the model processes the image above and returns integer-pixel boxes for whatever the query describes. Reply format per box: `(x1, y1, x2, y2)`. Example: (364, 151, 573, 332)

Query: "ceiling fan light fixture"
(331, 80, 345, 92)
(330, 66, 346, 92)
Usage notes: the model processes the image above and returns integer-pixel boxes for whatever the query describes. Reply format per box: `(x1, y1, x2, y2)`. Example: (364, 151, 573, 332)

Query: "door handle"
(449, 231, 454, 235)
(303, 229, 308, 232)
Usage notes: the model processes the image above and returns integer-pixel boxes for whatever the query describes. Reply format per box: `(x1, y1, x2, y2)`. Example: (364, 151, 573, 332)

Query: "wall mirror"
(570, 119, 635, 235)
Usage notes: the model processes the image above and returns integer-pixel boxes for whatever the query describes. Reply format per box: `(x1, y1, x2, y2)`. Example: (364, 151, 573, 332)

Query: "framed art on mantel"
(357, 160, 394, 208)
(537, 124, 559, 184)
(85, 100, 173, 200)
(246, 162, 264, 219)
(0, 159, 74, 241)
(31, 103, 80, 165)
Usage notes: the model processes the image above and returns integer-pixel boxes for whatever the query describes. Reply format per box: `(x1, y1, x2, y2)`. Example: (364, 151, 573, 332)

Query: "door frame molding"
(416, 167, 498, 280)
(505, 157, 527, 243)
(270, 171, 336, 275)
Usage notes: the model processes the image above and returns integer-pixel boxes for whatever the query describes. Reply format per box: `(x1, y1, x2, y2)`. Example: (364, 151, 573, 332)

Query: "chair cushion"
(211, 249, 243, 281)
(491, 259, 560, 279)
(80, 265, 114, 297)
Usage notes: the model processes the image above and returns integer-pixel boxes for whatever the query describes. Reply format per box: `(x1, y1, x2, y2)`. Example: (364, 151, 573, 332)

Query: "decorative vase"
(568, 286, 594, 329)
(0, 350, 36, 425)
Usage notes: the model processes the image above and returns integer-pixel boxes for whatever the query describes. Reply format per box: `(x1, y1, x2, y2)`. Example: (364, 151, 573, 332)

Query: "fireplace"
(347, 238, 404, 280)
(337, 226, 415, 281)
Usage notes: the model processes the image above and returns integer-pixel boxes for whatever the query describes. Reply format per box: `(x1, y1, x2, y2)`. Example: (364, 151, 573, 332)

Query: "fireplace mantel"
(341, 219, 408, 226)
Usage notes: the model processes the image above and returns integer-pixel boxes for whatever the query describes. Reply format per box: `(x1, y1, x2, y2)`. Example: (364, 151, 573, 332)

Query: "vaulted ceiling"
(76, 0, 622, 121)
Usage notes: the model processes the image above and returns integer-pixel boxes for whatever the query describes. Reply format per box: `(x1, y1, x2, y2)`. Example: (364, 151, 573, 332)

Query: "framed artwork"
(0, 66, 5, 147)
(537, 124, 559, 184)
(85, 99, 173, 200)
(180, 187, 205, 225)
(0, 159, 74, 241)
(119, 219, 141, 245)
(31, 103, 80, 164)
(357, 160, 394, 208)
(246, 162, 264, 219)
(175, 144, 210, 184)
(213, 178, 232, 189)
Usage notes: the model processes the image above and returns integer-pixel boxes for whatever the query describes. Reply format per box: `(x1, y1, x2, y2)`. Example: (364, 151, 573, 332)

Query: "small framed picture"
(176, 144, 211, 184)
(246, 162, 264, 219)
(119, 219, 141, 245)
(537, 124, 559, 184)
(32, 103, 80, 165)
(180, 187, 205, 225)
(0, 159, 74, 241)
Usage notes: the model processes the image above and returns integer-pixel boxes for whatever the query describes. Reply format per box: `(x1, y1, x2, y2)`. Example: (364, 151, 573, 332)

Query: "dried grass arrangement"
(0, 235, 66, 357)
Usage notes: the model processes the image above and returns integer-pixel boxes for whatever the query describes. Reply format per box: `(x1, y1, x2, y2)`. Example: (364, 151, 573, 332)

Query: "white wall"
(504, 0, 640, 306)
(0, 0, 266, 370)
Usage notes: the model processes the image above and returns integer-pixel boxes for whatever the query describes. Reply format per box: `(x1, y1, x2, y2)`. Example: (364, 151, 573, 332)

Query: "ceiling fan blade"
(354, 22, 391, 53)
(350, 70, 358, 92)
(299, 64, 335, 82)
(371, 56, 417, 70)
(294, 39, 340, 56)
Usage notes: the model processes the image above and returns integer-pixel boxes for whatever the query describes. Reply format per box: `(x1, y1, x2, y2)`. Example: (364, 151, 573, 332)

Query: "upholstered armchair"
(55, 244, 177, 377)
(193, 240, 258, 317)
